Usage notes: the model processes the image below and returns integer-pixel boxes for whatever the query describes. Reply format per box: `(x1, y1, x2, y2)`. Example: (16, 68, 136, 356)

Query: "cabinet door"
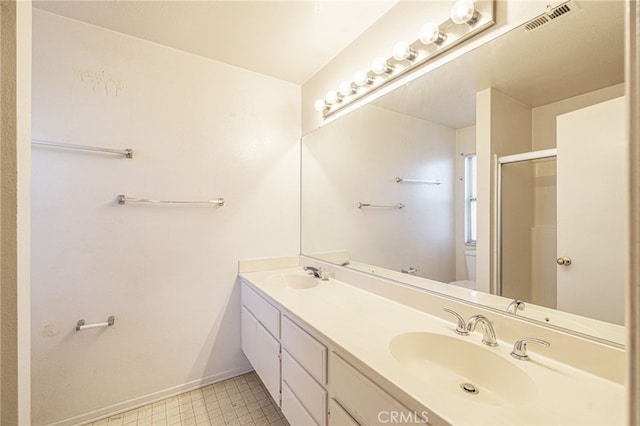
(241, 307, 281, 405)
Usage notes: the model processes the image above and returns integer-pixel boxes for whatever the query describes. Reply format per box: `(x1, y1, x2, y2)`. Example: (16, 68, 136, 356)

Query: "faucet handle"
(511, 337, 550, 361)
(319, 268, 330, 281)
(506, 299, 526, 314)
(443, 308, 469, 336)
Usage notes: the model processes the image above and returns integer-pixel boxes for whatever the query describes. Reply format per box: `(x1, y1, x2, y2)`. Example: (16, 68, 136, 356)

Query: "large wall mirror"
(301, 1, 626, 346)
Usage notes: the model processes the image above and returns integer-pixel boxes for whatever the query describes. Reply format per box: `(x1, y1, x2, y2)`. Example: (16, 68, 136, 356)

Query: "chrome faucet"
(466, 315, 498, 346)
(511, 337, 550, 361)
(303, 266, 329, 280)
(506, 299, 526, 315)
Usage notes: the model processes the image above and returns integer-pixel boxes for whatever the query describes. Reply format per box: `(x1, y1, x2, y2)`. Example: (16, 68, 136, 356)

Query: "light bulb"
(325, 90, 341, 105)
(338, 81, 355, 97)
(451, 0, 479, 24)
(371, 57, 393, 75)
(354, 70, 372, 87)
(419, 22, 445, 45)
(392, 41, 416, 61)
(314, 99, 327, 112)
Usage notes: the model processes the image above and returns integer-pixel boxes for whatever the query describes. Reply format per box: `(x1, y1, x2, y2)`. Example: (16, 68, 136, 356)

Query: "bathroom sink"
(264, 274, 320, 290)
(389, 332, 537, 406)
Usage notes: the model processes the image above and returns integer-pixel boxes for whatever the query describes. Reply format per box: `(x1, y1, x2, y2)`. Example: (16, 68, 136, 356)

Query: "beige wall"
(31, 10, 300, 424)
(0, 1, 32, 424)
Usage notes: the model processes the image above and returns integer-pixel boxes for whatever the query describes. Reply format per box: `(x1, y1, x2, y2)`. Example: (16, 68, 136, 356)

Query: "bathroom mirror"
(301, 0, 626, 345)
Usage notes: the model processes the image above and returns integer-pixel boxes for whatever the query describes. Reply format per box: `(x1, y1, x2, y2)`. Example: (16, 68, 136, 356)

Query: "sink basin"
(389, 332, 537, 406)
(264, 274, 319, 290)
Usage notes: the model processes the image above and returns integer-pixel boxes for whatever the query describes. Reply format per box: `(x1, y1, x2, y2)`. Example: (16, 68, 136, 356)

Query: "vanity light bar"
(315, 0, 495, 118)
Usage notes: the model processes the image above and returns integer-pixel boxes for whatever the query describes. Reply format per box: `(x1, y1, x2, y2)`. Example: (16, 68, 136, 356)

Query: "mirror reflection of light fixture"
(314, 99, 328, 112)
(451, 0, 479, 24)
(338, 81, 355, 97)
(371, 57, 393, 75)
(419, 22, 446, 45)
(354, 70, 373, 87)
(315, 0, 494, 119)
(392, 41, 417, 61)
(325, 90, 342, 105)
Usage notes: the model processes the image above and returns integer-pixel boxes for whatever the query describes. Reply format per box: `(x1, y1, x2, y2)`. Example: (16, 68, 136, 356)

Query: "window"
(464, 154, 477, 245)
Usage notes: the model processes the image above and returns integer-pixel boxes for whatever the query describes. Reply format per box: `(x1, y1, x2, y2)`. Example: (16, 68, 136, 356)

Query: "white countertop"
(240, 267, 624, 426)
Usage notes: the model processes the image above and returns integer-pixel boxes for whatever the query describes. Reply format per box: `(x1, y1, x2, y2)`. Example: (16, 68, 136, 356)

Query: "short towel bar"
(76, 316, 115, 331)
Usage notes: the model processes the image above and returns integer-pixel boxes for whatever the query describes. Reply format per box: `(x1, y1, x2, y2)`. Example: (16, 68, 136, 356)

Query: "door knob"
(556, 256, 572, 266)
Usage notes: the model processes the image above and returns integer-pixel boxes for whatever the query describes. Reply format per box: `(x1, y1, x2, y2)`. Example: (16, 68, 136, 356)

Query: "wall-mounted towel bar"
(117, 195, 225, 206)
(76, 316, 115, 331)
(32, 139, 133, 159)
(357, 202, 405, 209)
(395, 177, 441, 185)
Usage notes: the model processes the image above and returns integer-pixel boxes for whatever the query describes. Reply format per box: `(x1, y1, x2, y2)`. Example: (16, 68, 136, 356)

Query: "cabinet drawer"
(282, 382, 319, 426)
(330, 352, 426, 426)
(281, 315, 327, 384)
(329, 398, 360, 426)
(241, 282, 280, 338)
(282, 350, 327, 426)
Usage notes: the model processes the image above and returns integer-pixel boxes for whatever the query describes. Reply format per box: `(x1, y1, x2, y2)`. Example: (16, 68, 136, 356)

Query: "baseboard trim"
(46, 365, 254, 426)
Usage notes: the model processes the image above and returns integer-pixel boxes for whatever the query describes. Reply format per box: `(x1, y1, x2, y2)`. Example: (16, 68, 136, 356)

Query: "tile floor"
(84, 372, 289, 426)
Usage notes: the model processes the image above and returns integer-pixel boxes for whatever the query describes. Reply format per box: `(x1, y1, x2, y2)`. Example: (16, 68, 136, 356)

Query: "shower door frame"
(496, 148, 557, 297)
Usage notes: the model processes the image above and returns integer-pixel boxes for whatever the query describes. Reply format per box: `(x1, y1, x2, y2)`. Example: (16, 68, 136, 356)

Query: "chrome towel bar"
(76, 316, 115, 331)
(357, 202, 405, 209)
(395, 177, 441, 185)
(32, 139, 133, 159)
(117, 195, 225, 206)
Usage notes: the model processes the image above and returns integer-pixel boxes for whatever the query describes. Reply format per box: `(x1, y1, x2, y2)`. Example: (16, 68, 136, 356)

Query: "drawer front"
(241, 282, 280, 338)
(282, 382, 319, 426)
(282, 350, 327, 426)
(329, 398, 360, 426)
(281, 315, 327, 384)
(330, 352, 426, 426)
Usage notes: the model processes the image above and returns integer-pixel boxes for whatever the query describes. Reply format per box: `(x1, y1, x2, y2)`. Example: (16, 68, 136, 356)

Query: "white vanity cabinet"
(241, 282, 329, 425)
(241, 280, 427, 426)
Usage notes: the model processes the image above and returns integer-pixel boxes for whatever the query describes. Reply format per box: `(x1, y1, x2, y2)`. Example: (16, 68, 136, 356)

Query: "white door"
(556, 96, 627, 325)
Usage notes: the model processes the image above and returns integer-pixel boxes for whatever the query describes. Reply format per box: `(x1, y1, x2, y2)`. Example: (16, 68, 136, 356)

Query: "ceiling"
(373, 0, 625, 128)
(33, 0, 398, 85)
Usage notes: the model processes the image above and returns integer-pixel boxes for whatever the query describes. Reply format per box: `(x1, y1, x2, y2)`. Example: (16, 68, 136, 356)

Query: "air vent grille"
(548, 4, 572, 19)
(524, 1, 580, 32)
(525, 16, 550, 31)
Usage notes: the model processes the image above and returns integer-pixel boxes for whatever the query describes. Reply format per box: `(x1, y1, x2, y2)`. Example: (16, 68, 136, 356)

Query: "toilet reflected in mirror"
(450, 248, 476, 289)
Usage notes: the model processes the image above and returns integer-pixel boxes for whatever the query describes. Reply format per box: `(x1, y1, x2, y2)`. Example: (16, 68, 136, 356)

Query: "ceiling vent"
(524, 1, 580, 32)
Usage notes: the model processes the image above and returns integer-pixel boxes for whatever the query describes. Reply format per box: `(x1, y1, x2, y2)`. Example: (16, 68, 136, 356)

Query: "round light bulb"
(338, 81, 354, 97)
(325, 90, 341, 105)
(451, 0, 478, 24)
(354, 70, 372, 87)
(314, 99, 327, 112)
(371, 57, 392, 75)
(392, 41, 416, 61)
(419, 22, 445, 45)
